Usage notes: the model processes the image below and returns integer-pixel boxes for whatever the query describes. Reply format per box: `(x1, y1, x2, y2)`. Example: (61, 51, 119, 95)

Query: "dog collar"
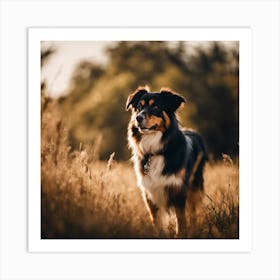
(143, 154, 152, 175)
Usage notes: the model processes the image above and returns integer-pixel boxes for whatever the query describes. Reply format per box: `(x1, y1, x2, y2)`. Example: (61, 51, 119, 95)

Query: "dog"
(126, 86, 208, 237)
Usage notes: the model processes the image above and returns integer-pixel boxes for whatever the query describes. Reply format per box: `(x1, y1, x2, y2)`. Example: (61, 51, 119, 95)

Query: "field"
(41, 97, 239, 239)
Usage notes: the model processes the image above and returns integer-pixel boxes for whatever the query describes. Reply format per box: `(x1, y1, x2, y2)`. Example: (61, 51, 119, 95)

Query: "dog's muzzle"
(136, 114, 145, 125)
(136, 112, 158, 132)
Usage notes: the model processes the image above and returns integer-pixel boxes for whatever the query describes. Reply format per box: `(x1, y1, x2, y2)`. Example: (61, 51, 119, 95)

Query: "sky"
(41, 41, 238, 97)
(41, 41, 116, 97)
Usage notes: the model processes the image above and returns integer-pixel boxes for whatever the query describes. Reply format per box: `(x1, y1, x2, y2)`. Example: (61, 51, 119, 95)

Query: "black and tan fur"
(126, 86, 208, 237)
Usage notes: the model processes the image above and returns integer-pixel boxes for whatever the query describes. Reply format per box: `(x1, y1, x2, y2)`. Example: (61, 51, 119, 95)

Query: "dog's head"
(126, 86, 186, 133)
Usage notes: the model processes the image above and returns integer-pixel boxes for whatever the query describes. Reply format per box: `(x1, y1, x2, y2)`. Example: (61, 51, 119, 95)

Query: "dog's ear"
(126, 86, 149, 110)
(160, 88, 186, 112)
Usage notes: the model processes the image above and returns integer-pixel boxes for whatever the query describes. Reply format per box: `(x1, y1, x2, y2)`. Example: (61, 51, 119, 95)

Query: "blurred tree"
(41, 46, 56, 68)
(184, 43, 239, 157)
(58, 41, 239, 161)
(64, 61, 104, 105)
(41, 45, 56, 96)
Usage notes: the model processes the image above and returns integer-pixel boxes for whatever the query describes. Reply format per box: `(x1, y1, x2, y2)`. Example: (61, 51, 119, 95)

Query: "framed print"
(1, 0, 279, 279)
(28, 27, 252, 253)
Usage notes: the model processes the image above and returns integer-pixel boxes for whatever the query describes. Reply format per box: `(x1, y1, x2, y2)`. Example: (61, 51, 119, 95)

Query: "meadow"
(41, 96, 239, 239)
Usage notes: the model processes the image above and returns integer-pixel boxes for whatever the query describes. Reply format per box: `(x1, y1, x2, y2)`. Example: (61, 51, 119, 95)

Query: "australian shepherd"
(126, 86, 208, 238)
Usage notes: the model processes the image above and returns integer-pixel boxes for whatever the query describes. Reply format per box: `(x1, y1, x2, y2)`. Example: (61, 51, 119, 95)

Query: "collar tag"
(143, 155, 151, 175)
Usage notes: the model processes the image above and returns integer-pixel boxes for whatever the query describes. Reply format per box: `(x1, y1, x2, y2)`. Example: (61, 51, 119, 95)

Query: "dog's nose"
(136, 114, 144, 123)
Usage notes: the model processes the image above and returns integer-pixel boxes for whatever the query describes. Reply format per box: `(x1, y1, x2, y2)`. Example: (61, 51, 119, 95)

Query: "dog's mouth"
(138, 124, 158, 133)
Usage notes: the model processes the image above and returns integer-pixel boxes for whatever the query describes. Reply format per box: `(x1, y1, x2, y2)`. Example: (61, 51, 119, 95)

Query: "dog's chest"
(139, 131, 163, 154)
(136, 155, 183, 205)
(143, 155, 165, 180)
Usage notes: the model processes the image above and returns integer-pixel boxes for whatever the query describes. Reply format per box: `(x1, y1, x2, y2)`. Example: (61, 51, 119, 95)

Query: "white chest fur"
(136, 155, 184, 207)
(139, 131, 163, 154)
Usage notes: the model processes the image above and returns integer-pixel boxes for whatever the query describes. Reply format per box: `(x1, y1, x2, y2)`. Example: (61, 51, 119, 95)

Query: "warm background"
(41, 41, 239, 238)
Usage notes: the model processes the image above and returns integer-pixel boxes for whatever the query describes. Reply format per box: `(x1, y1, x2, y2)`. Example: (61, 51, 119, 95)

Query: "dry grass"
(41, 97, 239, 239)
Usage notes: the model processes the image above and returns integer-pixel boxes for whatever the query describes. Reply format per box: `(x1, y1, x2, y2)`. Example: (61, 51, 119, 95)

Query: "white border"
(1, 1, 279, 279)
(28, 27, 252, 253)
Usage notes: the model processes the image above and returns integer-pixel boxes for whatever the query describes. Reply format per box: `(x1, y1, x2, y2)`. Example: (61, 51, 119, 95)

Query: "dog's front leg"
(143, 191, 175, 238)
(143, 191, 158, 223)
(142, 192, 166, 237)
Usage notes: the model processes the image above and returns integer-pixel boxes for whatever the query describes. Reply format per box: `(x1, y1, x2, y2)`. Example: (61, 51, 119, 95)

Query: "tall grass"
(41, 97, 239, 239)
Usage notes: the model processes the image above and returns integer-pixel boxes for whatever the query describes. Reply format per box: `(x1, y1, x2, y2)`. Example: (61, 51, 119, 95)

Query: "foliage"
(57, 41, 239, 160)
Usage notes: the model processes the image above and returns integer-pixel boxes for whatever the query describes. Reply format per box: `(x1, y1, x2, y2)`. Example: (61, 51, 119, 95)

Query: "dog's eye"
(153, 106, 160, 111)
(152, 106, 162, 115)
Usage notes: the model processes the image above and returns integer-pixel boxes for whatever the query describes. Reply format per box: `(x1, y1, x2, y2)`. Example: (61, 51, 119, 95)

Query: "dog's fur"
(126, 86, 208, 237)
